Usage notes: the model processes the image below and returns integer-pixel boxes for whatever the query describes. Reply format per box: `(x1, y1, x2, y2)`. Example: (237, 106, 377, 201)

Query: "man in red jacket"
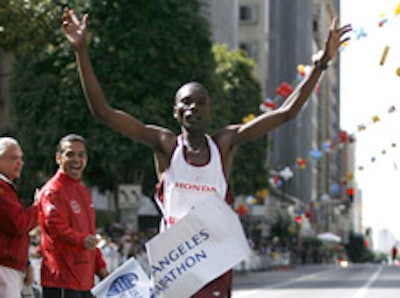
(38, 134, 108, 298)
(0, 137, 38, 298)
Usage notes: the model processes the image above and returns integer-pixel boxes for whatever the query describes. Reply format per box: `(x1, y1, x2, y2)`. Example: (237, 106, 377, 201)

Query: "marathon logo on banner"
(91, 257, 154, 298)
(146, 197, 251, 298)
(150, 229, 210, 293)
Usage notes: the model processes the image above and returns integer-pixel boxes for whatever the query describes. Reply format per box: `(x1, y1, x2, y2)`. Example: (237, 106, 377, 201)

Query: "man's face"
(56, 140, 87, 180)
(174, 84, 211, 131)
(0, 142, 24, 181)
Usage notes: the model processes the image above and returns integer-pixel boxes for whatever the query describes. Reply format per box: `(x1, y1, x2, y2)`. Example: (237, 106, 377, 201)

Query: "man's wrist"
(312, 50, 331, 70)
(314, 59, 330, 70)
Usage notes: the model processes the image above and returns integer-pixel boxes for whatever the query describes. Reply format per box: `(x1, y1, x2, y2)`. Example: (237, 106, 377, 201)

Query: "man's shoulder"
(0, 179, 13, 196)
(0, 177, 16, 196)
(40, 175, 64, 196)
(211, 125, 240, 146)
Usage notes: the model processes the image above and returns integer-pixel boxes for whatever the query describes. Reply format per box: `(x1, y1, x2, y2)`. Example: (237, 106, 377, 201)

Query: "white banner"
(91, 257, 153, 298)
(146, 197, 251, 298)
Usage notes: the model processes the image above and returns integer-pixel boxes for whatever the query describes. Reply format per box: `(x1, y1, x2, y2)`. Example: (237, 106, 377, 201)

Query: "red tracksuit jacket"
(38, 170, 105, 291)
(0, 177, 38, 271)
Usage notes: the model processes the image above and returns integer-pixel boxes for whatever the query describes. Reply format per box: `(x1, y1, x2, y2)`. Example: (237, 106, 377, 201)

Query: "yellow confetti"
(379, 46, 389, 65)
(372, 115, 380, 123)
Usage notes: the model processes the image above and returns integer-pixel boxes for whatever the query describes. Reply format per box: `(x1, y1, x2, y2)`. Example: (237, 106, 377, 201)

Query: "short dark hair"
(57, 134, 87, 154)
(175, 81, 209, 103)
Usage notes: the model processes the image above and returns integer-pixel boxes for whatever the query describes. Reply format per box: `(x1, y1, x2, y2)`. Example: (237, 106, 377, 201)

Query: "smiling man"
(38, 134, 108, 298)
(0, 137, 38, 298)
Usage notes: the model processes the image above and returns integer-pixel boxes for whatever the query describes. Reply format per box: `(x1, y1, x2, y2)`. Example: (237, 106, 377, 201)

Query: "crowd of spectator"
(27, 222, 157, 296)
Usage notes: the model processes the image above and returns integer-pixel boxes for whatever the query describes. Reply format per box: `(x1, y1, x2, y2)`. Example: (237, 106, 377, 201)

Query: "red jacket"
(0, 177, 38, 271)
(38, 170, 106, 291)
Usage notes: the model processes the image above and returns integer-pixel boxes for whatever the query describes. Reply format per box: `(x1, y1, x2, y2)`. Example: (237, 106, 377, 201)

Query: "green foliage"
(9, 0, 215, 199)
(0, 0, 55, 52)
(345, 232, 374, 263)
(211, 44, 259, 128)
(212, 44, 267, 195)
(6, 0, 267, 205)
(0, 1, 91, 53)
(269, 211, 296, 244)
(96, 210, 118, 229)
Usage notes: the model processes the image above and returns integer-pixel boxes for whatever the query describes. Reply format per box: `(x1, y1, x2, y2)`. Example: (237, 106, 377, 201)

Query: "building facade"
(200, 0, 239, 49)
(235, 0, 357, 239)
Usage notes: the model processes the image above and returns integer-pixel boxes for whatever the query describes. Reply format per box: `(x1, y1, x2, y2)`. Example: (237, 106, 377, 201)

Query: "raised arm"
(232, 18, 352, 145)
(62, 8, 170, 149)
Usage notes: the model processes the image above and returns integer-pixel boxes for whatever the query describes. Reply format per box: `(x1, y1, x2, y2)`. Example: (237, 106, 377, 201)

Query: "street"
(232, 263, 400, 298)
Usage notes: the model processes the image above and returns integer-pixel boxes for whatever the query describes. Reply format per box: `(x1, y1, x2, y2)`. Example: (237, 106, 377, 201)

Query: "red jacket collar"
(54, 169, 81, 184)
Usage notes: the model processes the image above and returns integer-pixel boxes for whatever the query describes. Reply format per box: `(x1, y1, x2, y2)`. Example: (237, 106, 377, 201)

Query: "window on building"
(312, 13, 321, 45)
(239, 4, 259, 24)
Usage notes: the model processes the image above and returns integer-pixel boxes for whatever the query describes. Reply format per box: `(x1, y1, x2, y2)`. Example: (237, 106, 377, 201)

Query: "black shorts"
(42, 287, 93, 298)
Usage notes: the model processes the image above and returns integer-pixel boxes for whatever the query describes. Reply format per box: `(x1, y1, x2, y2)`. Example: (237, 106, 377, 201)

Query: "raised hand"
(62, 7, 88, 50)
(323, 18, 352, 62)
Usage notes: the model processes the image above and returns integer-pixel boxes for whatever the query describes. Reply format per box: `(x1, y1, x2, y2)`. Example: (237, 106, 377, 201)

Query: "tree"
(8, 0, 267, 207)
(0, 0, 70, 53)
(212, 44, 267, 195)
(345, 232, 374, 263)
(9, 0, 216, 200)
(268, 211, 296, 245)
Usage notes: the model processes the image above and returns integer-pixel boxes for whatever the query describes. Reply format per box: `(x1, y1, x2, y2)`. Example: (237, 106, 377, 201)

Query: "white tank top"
(157, 134, 227, 231)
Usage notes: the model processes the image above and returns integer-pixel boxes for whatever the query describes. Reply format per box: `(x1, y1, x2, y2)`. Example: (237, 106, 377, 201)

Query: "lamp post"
(320, 193, 331, 232)
(278, 166, 294, 203)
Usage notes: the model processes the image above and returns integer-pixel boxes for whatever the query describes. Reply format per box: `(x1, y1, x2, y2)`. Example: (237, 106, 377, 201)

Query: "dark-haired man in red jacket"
(38, 134, 108, 298)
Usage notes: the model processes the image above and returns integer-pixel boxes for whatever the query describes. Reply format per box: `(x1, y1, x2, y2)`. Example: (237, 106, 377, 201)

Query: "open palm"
(62, 8, 88, 50)
(325, 18, 352, 60)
